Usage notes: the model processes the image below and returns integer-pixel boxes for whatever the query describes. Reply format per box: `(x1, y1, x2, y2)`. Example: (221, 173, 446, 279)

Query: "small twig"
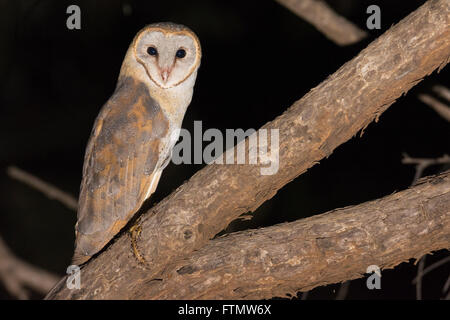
(401, 154, 450, 185)
(432, 85, 450, 102)
(416, 256, 426, 300)
(411, 256, 450, 285)
(443, 274, 450, 296)
(0, 236, 59, 299)
(418, 93, 450, 122)
(6, 166, 78, 211)
(275, 0, 367, 46)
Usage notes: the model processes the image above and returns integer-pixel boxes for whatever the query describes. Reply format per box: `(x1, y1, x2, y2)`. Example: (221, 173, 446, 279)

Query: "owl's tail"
(71, 228, 101, 266)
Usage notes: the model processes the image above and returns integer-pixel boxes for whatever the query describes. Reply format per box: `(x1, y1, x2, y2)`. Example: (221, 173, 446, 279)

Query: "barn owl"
(72, 22, 201, 265)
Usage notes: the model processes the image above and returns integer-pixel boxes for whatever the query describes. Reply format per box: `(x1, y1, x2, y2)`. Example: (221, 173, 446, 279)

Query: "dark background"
(0, 0, 448, 299)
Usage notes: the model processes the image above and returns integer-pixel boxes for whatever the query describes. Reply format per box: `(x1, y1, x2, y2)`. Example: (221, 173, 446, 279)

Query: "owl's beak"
(160, 68, 172, 83)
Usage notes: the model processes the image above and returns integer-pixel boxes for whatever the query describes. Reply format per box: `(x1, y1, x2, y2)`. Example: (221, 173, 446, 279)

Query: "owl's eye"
(147, 46, 158, 56)
(175, 49, 186, 59)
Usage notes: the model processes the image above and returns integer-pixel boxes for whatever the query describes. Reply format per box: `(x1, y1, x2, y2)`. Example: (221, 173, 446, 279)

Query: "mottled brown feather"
(73, 76, 169, 265)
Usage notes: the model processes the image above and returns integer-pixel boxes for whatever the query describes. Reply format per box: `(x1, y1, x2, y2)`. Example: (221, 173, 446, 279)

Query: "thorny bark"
(46, 0, 450, 299)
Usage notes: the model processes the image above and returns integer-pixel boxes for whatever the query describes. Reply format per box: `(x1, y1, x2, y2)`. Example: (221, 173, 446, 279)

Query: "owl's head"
(132, 22, 201, 89)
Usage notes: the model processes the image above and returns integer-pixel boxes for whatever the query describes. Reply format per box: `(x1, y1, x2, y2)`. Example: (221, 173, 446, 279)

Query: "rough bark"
(46, 0, 450, 299)
(140, 171, 450, 299)
(275, 0, 368, 45)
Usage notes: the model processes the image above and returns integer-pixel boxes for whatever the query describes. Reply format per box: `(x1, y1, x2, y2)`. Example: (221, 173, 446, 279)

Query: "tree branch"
(433, 84, 450, 101)
(275, 0, 368, 45)
(46, 0, 450, 299)
(418, 92, 450, 122)
(402, 154, 450, 184)
(0, 236, 59, 299)
(7, 166, 78, 211)
(132, 171, 450, 299)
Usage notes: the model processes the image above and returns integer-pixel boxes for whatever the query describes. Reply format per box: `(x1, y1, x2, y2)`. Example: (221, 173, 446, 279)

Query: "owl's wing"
(72, 76, 170, 265)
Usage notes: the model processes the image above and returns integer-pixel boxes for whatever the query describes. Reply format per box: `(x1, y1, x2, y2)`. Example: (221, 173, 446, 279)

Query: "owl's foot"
(129, 224, 147, 265)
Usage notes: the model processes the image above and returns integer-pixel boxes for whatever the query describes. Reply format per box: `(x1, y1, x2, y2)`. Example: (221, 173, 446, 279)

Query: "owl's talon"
(129, 224, 147, 265)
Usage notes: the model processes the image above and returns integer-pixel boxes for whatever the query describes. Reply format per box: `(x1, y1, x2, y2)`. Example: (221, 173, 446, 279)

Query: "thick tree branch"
(47, 0, 449, 299)
(275, 0, 368, 45)
(135, 171, 450, 299)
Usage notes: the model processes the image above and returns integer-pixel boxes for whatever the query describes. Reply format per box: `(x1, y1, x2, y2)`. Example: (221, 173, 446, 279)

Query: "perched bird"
(72, 22, 201, 265)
